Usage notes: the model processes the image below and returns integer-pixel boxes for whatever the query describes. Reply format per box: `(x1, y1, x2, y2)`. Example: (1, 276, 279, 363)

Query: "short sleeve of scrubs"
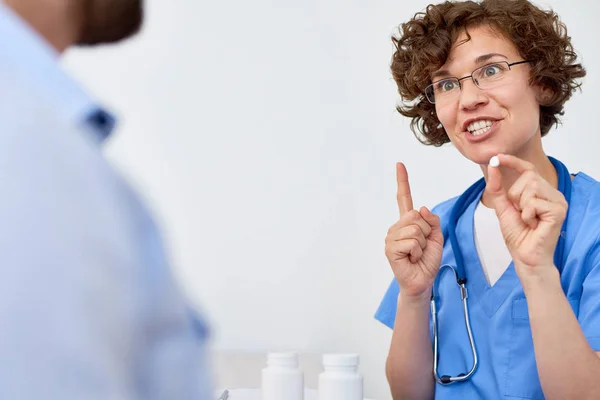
(374, 279, 400, 329)
(579, 239, 600, 350)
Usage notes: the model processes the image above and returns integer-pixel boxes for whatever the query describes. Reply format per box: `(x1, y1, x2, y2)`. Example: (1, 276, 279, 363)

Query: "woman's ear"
(536, 85, 554, 106)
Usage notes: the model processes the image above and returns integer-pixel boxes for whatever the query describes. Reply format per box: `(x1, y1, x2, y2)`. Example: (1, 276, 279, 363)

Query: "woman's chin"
(466, 151, 504, 167)
(461, 141, 513, 165)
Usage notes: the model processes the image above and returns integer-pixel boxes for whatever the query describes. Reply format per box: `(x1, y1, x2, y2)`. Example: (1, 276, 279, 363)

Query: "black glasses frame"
(424, 60, 532, 104)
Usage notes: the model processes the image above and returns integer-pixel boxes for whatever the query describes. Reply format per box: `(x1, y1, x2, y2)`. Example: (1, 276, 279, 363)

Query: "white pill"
(489, 156, 500, 167)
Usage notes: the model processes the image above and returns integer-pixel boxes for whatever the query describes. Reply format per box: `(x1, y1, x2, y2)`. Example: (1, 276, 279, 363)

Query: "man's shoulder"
(0, 107, 144, 247)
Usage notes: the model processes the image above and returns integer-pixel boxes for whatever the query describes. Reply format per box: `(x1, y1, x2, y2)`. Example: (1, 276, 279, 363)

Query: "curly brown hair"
(392, 0, 586, 146)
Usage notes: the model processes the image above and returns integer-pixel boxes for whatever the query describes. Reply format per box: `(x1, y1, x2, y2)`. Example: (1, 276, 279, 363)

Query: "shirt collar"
(0, 2, 117, 143)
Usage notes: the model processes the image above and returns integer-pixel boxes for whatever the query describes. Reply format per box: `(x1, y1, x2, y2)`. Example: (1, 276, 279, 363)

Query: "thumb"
(485, 158, 512, 215)
(420, 206, 443, 246)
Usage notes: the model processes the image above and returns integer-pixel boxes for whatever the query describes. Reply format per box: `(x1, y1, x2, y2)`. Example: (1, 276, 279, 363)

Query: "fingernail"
(489, 155, 500, 167)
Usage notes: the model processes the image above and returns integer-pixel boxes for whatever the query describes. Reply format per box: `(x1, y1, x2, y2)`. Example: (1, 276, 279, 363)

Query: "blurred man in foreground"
(0, 1, 211, 398)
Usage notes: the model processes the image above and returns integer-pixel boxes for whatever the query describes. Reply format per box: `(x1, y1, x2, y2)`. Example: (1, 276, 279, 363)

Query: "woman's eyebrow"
(474, 52, 508, 64)
(431, 53, 509, 80)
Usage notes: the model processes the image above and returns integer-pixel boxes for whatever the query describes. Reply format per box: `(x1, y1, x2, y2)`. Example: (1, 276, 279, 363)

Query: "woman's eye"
(483, 65, 502, 77)
(439, 80, 457, 92)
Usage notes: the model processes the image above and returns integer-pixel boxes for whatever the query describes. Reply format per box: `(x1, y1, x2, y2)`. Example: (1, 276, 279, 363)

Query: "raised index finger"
(396, 162, 414, 216)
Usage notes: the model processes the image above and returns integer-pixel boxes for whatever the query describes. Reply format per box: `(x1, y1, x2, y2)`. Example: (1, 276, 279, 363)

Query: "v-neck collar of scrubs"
(457, 188, 519, 317)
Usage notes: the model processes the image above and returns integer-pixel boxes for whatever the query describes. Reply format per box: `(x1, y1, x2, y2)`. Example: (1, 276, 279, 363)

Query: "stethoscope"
(431, 157, 572, 385)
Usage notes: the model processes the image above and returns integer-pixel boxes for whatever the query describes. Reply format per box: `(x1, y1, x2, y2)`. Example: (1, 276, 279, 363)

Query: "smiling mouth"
(466, 119, 497, 136)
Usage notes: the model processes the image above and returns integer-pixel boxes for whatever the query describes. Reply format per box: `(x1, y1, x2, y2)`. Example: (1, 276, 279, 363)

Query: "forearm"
(524, 268, 600, 400)
(386, 292, 434, 400)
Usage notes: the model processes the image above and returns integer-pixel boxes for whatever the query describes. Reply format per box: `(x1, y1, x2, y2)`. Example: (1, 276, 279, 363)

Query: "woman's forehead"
(437, 25, 520, 74)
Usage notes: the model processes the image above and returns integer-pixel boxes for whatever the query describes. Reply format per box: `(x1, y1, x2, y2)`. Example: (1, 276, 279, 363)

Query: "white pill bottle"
(318, 353, 363, 400)
(261, 352, 304, 400)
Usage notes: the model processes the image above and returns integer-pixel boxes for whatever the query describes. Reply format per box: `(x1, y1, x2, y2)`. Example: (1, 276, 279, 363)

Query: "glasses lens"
(474, 62, 509, 88)
(425, 85, 436, 104)
(426, 78, 460, 104)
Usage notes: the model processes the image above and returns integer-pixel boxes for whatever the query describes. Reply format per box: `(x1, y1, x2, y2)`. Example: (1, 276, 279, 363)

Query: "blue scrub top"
(375, 172, 600, 399)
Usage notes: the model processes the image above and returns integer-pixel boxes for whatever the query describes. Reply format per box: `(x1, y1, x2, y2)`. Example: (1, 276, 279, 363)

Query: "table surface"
(215, 388, 375, 400)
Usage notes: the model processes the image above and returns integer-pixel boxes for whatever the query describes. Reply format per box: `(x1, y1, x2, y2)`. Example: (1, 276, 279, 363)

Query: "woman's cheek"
(435, 106, 454, 132)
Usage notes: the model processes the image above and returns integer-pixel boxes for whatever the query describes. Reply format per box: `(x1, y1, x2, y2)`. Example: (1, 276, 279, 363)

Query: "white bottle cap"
(323, 353, 359, 367)
(267, 352, 299, 368)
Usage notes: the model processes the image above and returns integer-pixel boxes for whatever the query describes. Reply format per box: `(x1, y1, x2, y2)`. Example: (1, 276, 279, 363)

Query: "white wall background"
(62, 0, 600, 398)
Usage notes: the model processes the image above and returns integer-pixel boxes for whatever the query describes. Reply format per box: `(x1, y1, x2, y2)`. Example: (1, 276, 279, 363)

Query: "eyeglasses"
(424, 60, 531, 104)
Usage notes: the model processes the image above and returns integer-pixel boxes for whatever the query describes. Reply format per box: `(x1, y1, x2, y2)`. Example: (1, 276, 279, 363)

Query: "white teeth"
(471, 126, 491, 136)
(467, 119, 494, 132)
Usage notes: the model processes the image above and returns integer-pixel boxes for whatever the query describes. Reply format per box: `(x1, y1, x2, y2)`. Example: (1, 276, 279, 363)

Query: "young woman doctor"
(375, 0, 600, 399)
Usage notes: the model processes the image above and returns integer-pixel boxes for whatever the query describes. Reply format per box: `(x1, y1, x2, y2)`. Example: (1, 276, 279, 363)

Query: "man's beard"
(77, 0, 143, 46)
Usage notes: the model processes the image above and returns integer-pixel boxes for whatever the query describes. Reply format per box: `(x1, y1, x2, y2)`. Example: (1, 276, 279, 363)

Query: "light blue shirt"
(376, 171, 600, 399)
(0, 3, 211, 399)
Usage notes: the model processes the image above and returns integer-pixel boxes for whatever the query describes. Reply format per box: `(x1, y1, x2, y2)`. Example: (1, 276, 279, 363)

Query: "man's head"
(4, 0, 143, 51)
(76, 0, 143, 46)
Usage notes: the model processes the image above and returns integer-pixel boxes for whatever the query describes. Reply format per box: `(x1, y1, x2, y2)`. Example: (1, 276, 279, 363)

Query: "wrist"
(519, 265, 561, 294)
(398, 290, 432, 307)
